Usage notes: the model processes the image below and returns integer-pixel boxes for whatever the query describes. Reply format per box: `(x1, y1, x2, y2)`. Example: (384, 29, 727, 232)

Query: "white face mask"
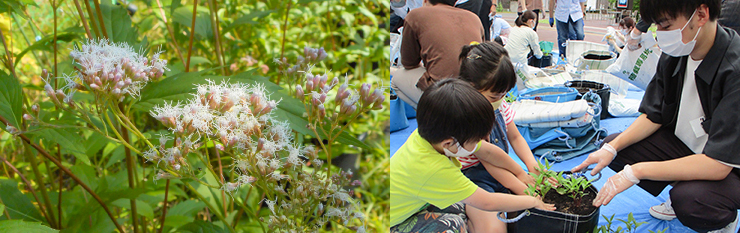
(620, 29, 628, 36)
(656, 10, 702, 57)
(443, 140, 480, 157)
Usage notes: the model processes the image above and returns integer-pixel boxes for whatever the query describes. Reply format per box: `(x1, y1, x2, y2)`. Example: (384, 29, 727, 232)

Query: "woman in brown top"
(391, 0, 484, 109)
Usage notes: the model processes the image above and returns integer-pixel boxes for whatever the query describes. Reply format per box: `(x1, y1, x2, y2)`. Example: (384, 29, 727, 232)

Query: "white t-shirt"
(675, 58, 708, 153)
(504, 26, 543, 66)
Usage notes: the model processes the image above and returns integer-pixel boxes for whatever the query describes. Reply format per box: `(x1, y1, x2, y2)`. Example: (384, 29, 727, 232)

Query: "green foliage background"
(0, 0, 390, 232)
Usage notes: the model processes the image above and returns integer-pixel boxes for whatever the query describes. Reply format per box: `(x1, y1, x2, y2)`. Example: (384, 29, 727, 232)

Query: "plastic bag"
(605, 31, 661, 90)
(608, 98, 641, 117)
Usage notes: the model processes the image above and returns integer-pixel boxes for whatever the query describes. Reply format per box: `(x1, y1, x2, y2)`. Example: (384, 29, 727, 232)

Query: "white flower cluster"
(68, 39, 168, 101)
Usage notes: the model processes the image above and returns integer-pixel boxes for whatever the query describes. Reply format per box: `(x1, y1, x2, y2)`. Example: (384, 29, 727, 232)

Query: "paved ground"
(497, 12, 619, 53)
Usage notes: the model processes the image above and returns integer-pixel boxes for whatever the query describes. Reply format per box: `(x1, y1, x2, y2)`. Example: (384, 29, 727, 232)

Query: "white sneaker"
(708, 214, 739, 233)
(649, 199, 676, 221)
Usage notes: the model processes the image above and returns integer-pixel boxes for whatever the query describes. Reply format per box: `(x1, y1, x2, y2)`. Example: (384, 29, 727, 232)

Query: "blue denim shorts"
(462, 163, 510, 193)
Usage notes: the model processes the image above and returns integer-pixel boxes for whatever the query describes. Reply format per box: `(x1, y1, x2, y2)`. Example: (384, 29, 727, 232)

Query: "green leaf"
(0, 220, 58, 233)
(0, 71, 23, 130)
(0, 203, 4, 217)
(132, 68, 217, 111)
(177, 220, 228, 233)
(13, 33, 80, 68)
(222, 10, 275, 32)
(111, 199, 154, 219)
(27, 127, 91, 165)
(172, 5, 213, 40)
(166, 200, 206, 217)
(0, 179, 45, 222)
(92, 1, 139, 44)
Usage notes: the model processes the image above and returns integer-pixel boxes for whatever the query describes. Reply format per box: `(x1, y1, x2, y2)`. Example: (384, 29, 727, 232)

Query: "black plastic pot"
(502, 185, 601, 233)
(565, 80, 611, 119)
(501, 170, 601, 233)
(528, 54, 553, 68)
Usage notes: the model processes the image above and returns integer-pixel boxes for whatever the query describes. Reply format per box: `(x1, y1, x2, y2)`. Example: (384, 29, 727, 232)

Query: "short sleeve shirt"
(390, 130, 479, 227)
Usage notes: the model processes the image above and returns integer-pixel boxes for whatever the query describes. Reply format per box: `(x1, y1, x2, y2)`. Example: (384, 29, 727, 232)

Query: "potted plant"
(501, 160, 601, 233)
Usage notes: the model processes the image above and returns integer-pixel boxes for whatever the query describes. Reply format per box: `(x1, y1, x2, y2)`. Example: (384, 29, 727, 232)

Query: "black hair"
(428, 0, 456, 6)
(417, 78, 495, 145)
(515, 10, 537, 27)
(458, 42, 517, 94)
(619, 17, 636, 29)
(640, 0, 720, 25)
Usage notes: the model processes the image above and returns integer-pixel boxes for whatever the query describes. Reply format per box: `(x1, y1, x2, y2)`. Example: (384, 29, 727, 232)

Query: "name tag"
(690, 117, 707, 138)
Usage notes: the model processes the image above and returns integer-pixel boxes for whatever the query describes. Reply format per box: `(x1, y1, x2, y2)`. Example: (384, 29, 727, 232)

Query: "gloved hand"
(549, 18, 554, 27)
(626, 28, 643, 51)
(592, 164, 640, 206)
(572, 143, 617, 176)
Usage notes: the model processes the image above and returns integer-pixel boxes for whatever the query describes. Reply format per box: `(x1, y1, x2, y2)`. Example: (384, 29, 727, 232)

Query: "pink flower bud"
(373, 92, 385, 110)
(318, 48, 327, 61)
(318, 104, 326, 119)
(44, 84, 55, 98)
(55, 90, 67, 100)
(42, 69, 48, 78)
(331, 77, 339, 87)
(112, 88, 121, 96)
(295, 85, 304, 99)
(116, 81, 125, 89)
(215, 144, 224, 151)
(250, 93, 261, 106)
(347, 105, 357, 115)
(360, 83, 371, 98)
(90, 83, 100, 90)
(320, 93, 327, 103)
(257, 138, 265, 152)
(31, 104, 39, 113)
(23, 114, 33, 120)
(306, 80, 314, 92)
(312, 75, 321, 89)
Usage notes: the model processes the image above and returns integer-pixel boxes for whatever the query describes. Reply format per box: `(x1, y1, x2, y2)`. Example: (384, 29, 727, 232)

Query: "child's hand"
(533, 197, 556, 211)
(516, 172, 535, 187)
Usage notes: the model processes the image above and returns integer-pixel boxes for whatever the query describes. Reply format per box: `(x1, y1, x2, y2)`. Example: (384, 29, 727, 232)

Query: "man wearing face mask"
(571, 0, 740, 232)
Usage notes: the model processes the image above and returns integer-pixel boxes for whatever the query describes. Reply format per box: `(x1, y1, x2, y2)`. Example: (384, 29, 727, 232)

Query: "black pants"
(604, 128, 740, 232)
(517, 9, 541, 31)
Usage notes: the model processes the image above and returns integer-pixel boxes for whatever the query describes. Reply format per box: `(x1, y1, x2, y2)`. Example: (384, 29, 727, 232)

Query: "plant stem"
(82, 0, 101, 38)
(0, 156, 53, 224)
(207, 0, 226, 75)
(53, 0, 58, 88)
(24, 144, 57, 228)
(1, 119, 125, 232)
(157, 179, 170, 233)
(214, 147, 227, 215)
(154, 0, 185, 63)
(103, 109, 142, 154)
(72, 0, 93, 39)
(185, 0, 199, 72)
(276, 0, 293, 85)
(92, 0, 108, 39)
(212, 0, 226, 75)
(233, 196, 266, 233)
(0, 21, 18, 79)
(121, 120, 140, 233)
(57, 145, 63, 228)
(10, 13, 45, 68)
(184, 182, 236, 233)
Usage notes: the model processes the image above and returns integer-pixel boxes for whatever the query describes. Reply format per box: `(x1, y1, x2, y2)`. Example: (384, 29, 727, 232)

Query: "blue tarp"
(389, 90, 740, 232)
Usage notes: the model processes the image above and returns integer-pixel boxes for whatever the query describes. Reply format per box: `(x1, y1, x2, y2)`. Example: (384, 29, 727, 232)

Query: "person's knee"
(671, 184, 737, 230)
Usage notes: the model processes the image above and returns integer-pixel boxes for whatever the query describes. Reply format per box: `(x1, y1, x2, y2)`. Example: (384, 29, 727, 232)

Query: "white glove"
(593, 164, 640, 206)
(572, 143, 617, 176)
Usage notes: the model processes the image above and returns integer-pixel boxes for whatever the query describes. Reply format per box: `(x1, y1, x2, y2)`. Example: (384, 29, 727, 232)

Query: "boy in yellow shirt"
(391, 79, 554, 233)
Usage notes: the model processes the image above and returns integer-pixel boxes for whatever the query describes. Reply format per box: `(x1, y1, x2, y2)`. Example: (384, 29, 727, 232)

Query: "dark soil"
(583, 54, 613, 60)
(542, 188, 598, 216)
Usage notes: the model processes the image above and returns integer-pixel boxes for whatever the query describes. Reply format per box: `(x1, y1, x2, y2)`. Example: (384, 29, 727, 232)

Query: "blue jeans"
(556, 17, 585, 56)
